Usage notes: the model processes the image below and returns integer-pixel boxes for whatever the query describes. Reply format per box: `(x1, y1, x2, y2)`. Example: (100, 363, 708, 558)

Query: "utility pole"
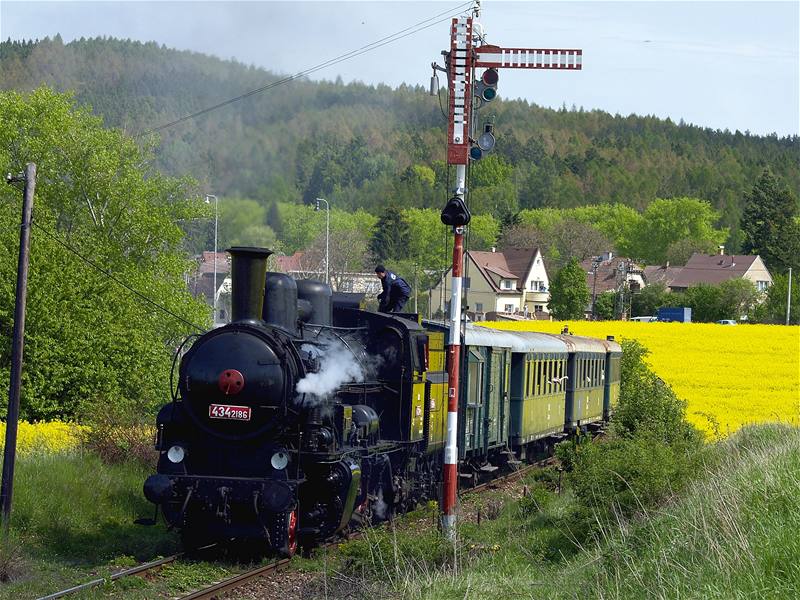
(1, 163, 36, 537)
(787, 267, 793, 325)
(434, 6, 582, 540)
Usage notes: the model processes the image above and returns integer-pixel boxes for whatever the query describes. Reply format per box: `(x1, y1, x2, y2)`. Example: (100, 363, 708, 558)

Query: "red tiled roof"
(197, 251, 230, 275)
(468, 251, 518, 292)
(669, 253, 760, 288)
(275, 251, 304, 273)
(643, 265, 683, 287)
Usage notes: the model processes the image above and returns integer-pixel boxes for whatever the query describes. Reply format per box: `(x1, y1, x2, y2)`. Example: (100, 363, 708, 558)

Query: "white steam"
(296, 338, 366, 404)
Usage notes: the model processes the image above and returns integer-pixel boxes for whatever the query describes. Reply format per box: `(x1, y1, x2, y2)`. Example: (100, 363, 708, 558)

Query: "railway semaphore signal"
(435, 4, 582, 540)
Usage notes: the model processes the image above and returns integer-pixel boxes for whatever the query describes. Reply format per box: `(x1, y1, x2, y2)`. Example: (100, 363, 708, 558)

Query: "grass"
(0, 450, 182, 599)
(322, 424, 800, 599)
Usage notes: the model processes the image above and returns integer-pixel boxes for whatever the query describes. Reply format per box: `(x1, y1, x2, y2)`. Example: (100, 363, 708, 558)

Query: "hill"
(2, 36, 799, 247)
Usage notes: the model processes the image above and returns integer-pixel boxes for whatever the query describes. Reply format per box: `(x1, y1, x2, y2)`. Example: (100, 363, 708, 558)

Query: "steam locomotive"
(144, 246, 621, 556)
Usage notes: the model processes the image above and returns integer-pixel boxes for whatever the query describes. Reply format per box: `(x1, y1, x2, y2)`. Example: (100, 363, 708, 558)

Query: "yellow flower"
(480, 321, 800, 437)
(0, 420, 87, 455)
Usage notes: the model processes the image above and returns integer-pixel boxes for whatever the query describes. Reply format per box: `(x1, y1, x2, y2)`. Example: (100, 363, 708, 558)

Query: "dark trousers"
(380, 294, 409, 313)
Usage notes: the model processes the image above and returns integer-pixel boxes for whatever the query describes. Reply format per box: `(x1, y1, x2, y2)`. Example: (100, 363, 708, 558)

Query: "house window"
(501, 279, 514, 290)
(757, 280, 770, 292)
(529, 280, 543, 291)
(475, 303, 483, 312)
(504, 303, 514, 313)
(534, 305, 543, 313)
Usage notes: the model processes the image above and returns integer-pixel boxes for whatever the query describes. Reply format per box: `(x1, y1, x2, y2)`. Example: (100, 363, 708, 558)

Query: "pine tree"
(741, 168, 799, 272)
(370, 206, 410, 263)
(266, 201, 283, 239)
(548, 257, 590, 320)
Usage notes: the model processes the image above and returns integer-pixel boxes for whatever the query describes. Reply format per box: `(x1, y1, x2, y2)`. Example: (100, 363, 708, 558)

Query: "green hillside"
(2, 35, 798, 250)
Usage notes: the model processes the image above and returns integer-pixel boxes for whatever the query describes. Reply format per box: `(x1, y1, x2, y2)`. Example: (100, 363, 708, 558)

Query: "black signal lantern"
(474, 68, 499, 102)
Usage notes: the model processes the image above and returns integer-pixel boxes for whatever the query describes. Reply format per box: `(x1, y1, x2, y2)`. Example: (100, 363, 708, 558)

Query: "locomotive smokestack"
(227, 247, 273, 323)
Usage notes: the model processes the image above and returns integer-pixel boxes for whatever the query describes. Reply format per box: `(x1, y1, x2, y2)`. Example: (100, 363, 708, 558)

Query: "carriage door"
(485, 349, 503, 449)
(465, 349, 485, 453)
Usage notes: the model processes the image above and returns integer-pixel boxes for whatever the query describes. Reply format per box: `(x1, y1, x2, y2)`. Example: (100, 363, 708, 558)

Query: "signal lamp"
(469, 145, 484, 160)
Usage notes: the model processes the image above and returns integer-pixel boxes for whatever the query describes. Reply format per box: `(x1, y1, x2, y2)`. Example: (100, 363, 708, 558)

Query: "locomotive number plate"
(209, 404, 252, 421)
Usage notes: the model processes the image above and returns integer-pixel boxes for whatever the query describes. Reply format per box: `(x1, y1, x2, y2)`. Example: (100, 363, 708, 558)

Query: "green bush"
(558, 339, 704, 522)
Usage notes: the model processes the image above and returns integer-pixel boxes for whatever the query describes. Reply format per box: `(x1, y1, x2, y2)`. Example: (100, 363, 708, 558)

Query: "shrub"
(80, 403, 157, 467)
(559, 339, 704, 522)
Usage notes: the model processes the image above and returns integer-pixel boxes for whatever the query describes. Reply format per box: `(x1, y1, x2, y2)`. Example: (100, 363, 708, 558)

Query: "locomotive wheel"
(276, 508, 298, 558)
(287, 508, 298, 557)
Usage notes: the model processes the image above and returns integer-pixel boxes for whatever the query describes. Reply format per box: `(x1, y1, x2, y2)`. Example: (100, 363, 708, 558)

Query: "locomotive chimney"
(227, 246, 273, 323)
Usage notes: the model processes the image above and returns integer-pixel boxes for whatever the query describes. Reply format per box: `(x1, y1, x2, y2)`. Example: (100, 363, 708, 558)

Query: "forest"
(2, 35, 798, 257)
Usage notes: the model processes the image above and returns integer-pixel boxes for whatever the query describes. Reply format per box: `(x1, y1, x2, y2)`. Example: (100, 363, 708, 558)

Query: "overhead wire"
(140, 0, 476, 136)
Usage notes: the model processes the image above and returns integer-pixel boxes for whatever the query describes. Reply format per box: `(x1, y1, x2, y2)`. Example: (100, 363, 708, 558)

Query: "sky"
(1, 1, 798, 137)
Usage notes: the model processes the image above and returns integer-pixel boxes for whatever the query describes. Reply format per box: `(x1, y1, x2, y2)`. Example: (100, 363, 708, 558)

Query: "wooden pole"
(1, 163, 36, 535)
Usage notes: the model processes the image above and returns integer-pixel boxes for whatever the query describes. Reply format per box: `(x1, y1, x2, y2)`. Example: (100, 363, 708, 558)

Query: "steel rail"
(178, 557, 291, 600)
(37, 553, 182, 600)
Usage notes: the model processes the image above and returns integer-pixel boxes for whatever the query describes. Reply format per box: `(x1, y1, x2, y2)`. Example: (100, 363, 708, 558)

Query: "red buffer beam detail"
(475, 45, 583, 70)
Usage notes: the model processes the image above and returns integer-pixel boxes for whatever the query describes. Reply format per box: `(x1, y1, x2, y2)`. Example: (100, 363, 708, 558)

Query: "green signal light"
(482, 88, 497, 101)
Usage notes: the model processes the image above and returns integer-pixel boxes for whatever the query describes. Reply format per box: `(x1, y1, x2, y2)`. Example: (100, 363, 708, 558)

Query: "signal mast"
(433, 2, 582, 539)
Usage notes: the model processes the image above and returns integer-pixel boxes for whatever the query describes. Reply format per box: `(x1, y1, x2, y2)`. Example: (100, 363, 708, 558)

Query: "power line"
(139, 1, 475, 136)
(30, 220, 205, 332)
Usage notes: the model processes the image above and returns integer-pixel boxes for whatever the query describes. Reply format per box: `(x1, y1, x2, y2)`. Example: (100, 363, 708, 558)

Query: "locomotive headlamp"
(167, 444, 186, 464)
(271, 451, 289, 470)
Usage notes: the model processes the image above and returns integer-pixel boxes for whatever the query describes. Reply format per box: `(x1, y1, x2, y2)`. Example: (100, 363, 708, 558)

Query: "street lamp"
(205, 194, 218, 322)
(315, 198, 329, 285)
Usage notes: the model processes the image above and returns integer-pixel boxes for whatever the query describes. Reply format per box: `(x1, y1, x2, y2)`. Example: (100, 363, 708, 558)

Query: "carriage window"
(548, 360, 553, 394)
(537, 361, 543, 395)
(526, 360, 531, 397)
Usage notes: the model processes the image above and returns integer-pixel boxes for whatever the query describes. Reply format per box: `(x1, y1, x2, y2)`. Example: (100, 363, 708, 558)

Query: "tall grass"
(340, 424, 800, 599)
(0, 450, 178, 599)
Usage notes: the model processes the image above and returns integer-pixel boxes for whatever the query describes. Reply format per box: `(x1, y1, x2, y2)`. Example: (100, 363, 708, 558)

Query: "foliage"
(629, 197, 727, 264)
(672, 278, 761, 322)
(547, 258, 590, 319)
(0, 88, 208, 420)
(2, 37, 798, 242)
(631, 282, 669, 317)
(482, 320, 799, 436)
(593, 291, 616, 320)
(370, 205, 410, 263)
(750, 272, 800, 324)
(557, 339, 703, 520)
(741, 168, 800, 273)
(80, 404, 158, 467)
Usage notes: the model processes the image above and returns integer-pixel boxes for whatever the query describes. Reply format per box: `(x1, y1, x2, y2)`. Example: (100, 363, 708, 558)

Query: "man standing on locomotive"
(375, 265, 412, 313)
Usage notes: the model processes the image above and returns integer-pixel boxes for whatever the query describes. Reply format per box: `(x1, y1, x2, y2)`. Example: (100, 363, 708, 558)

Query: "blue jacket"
(378, 270, 411, 301)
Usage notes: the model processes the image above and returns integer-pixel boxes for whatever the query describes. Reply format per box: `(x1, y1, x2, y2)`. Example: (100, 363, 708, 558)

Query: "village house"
(667, 251, 773, 293)
(429, 248, 550, 320)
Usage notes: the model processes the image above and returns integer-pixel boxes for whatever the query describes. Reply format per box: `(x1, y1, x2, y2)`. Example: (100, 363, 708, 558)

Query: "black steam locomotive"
(144, 246, 622, 556)
(144, 247, 436, 556)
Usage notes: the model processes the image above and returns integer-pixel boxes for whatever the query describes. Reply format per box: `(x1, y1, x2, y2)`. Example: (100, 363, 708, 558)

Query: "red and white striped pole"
(441, 14, 473, 540)
(442, 170, 467, 537)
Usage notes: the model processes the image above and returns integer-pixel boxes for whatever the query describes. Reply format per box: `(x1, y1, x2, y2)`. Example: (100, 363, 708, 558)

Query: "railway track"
(37, 553, 183, 600)
(38, 463, 547, 600)
(175, 463, 546, 599)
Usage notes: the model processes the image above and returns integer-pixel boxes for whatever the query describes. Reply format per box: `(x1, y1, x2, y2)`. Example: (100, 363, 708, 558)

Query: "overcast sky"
(2, 1, 798, 136)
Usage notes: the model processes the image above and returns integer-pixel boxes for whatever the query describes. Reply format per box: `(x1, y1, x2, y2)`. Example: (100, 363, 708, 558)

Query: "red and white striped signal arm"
(475, 45, 582, 70)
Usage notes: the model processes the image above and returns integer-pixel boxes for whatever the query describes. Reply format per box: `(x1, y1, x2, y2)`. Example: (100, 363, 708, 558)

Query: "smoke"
(296, 336, 368, 405)
(371, 488, 388, 521)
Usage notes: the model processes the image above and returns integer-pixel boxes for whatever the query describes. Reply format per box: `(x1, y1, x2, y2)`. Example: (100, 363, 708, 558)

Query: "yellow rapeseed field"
(0, 420, 86, 455)
(482, 321, 800, 436)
